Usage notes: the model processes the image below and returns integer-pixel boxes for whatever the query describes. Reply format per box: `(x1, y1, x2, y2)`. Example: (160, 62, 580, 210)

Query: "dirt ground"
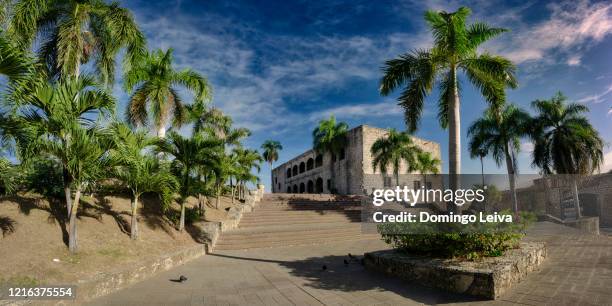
(0, 193, 237, 287)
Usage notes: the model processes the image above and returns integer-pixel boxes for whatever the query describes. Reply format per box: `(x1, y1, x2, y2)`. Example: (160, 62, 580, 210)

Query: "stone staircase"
(214, 194, 379, 250)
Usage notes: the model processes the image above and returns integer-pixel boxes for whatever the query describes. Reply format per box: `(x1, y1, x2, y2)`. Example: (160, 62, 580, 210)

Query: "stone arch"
(287, 186, 291, 193)
(292, 184, 298, 193)
(316, 177, 323, 193)
(299, 182, 305, 193)
(286, 168, 291, 178)
(315, 155, 323, 167)
(306, 158, 314, 170)
(307, 180, 314, 193)
(299, 162, 305, 173)
(339, 148, 345, 160)
(292, 165, 298, 176)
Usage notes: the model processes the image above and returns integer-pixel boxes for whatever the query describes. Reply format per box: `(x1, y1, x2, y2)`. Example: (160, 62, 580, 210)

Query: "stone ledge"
(364, 242, 546, 299)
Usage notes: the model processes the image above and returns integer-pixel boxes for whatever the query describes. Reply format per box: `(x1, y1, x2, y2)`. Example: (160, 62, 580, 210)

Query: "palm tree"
(261, 140, 282, 167)
(8, 0, 145, 85)
(0, 32, 32, 80)
(530, 92, 603, 218)
(233, 148, 262, 201)
(470, 146, 488, 186)
(379, 7, 517, 193)
(109, 123, 178, 240)
(125, 49, 211, 138)
(313, 115, 348, 193)
(0, 157, 16, 194)
(468, 104, 531, 213)
(416, 151, 440, 197)
(371, 129, 422, 186)
(156, 131, 221, 231)
(18, 76, 114, 219)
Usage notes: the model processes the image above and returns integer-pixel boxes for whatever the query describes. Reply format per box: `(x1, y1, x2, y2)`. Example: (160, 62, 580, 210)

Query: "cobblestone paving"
(88, 222, 612, 306)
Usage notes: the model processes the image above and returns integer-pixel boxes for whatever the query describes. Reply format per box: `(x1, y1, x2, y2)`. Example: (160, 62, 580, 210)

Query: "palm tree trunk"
(157, 125, 166, 138)
(448, 65, 461, 213)
(131, 196, 139, 240)
(572, 177, 582, 219)
(329, 154, 336, 194)
(68, 185, 82, 253)
(63, 169, 72, 218)
(179, 199, 186, 231)
(480, 156, 485, 186)
(504, 143, 518, 213)
(230, 178, 236, 204)
(215, 185, 221, 209)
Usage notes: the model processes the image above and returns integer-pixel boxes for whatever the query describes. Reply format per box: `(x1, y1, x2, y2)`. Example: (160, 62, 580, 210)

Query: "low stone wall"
(364, 242, 546, 299)
(538, 214, 600, 235)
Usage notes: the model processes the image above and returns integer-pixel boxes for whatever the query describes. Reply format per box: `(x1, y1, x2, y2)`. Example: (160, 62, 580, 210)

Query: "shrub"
(20, 158, 64, 198)
(378, 210, 532, 259)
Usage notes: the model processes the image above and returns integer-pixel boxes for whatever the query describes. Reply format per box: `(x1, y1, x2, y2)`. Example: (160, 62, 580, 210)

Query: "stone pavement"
(88, 222, 612, 306)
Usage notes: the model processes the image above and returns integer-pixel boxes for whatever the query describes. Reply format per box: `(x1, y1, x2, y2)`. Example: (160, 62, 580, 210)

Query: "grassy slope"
(0, 193, 235, 286)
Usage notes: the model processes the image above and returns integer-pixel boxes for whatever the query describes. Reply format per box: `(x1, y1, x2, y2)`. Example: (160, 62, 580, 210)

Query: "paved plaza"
(88, 222, 612, 306)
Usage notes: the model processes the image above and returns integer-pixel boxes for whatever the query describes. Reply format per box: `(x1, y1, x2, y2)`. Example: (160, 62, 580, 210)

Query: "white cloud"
(566, 56, 582, 66)
(490, 1, 612, 65)
(307, 101, 403, 123)
(520, 142, 534, 154)
(577, 84, 612, 104)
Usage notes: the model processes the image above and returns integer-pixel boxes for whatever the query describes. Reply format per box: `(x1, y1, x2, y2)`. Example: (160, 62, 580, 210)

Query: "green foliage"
(371, 129, 422, 181)
(312, 115, 348, 156)
(261, 140, 282, 165)
(20, 157, 64, 198)
(378, 211, 531, 259)
(125, 48, 211, 135)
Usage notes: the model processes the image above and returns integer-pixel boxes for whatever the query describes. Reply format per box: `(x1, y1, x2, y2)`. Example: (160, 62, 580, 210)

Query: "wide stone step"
(238, 218, 361, 227)
(224, 224, 363, 238)
(214, 233, 380, 250)
(241, 211, 361, 219)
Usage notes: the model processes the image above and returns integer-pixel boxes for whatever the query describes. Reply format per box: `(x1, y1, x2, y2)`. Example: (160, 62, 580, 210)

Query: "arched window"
(316, 178, 323, 193)
(299, 183, 305, 193)
(299, 162, 305, 173)
(286, 168, 291, 178)
(287, 186, 291, 193)
(315, 155, 323, 167)
(306, 158, 314, 170)
(339, 148, 345, 160)
(307, 180, 314, 193)
(292, 165, 298, 176)
(293, 185, 298, 193)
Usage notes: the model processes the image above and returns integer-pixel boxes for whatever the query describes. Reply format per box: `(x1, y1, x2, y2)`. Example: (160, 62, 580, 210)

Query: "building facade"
(271, 125, 442, 195)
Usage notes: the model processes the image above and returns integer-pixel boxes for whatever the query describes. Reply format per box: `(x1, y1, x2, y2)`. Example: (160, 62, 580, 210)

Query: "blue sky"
(117, 0, 612, 188)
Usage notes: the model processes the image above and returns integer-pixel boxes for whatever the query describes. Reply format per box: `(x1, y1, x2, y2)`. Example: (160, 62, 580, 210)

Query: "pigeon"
(343, 259, 349, 266)
(179, 275, 188, 282)
(321, 265, 327, 271)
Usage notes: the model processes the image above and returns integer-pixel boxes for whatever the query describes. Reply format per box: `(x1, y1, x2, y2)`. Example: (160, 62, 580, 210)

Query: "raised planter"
(364, 242, 546, 299)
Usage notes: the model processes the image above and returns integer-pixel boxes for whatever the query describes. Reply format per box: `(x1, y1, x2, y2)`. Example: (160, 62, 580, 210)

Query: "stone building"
(271, 125, 441, 195)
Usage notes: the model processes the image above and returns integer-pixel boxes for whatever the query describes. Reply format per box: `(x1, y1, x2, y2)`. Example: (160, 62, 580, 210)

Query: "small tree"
(109, 123, 178, 240)
(530, 92, 603, 218)
(313, 115, 348, 193)
(468, 104, 531, 213)
(156, 132, 221, 231)
(371, 129, 421, 186)
(416, 151, 440, 197)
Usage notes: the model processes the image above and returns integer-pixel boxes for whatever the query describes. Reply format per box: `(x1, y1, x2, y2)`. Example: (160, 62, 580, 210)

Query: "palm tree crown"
(380, 7, 517, 181)
(125, 48, 211, 138)
(8, 0, 145, 85)
(261, 140, 282, 165)
(371, 129, 422, 185)
(531, 92, 603, 175)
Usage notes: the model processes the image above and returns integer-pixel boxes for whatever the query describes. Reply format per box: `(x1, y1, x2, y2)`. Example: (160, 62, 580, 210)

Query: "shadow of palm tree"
(0, 215, 16, 237)
(208, 252, 481, 304)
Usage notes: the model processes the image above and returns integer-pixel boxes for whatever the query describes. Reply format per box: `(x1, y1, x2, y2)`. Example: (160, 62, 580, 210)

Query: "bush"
(20, 158, 64, 198)
(378, 210, 532, 259)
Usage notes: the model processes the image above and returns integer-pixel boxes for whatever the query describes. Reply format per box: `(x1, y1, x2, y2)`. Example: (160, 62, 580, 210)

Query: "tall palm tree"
(156, 131, 221, 231)
(109, 123, 178, 240)
(312, 115, 348, 194)
(371, 129, 422, 186)
(379, 7, 517, 193)
(18, 76, 114, 219)
(125, 49, 211, 138)
(416, 151, 440, 196)
(261, 140, 282, 166)
(470, 146, 488, 186)
(8, 0, 145, 85)
(468, 104, 531, 213)
(530, 92, 603, 218)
